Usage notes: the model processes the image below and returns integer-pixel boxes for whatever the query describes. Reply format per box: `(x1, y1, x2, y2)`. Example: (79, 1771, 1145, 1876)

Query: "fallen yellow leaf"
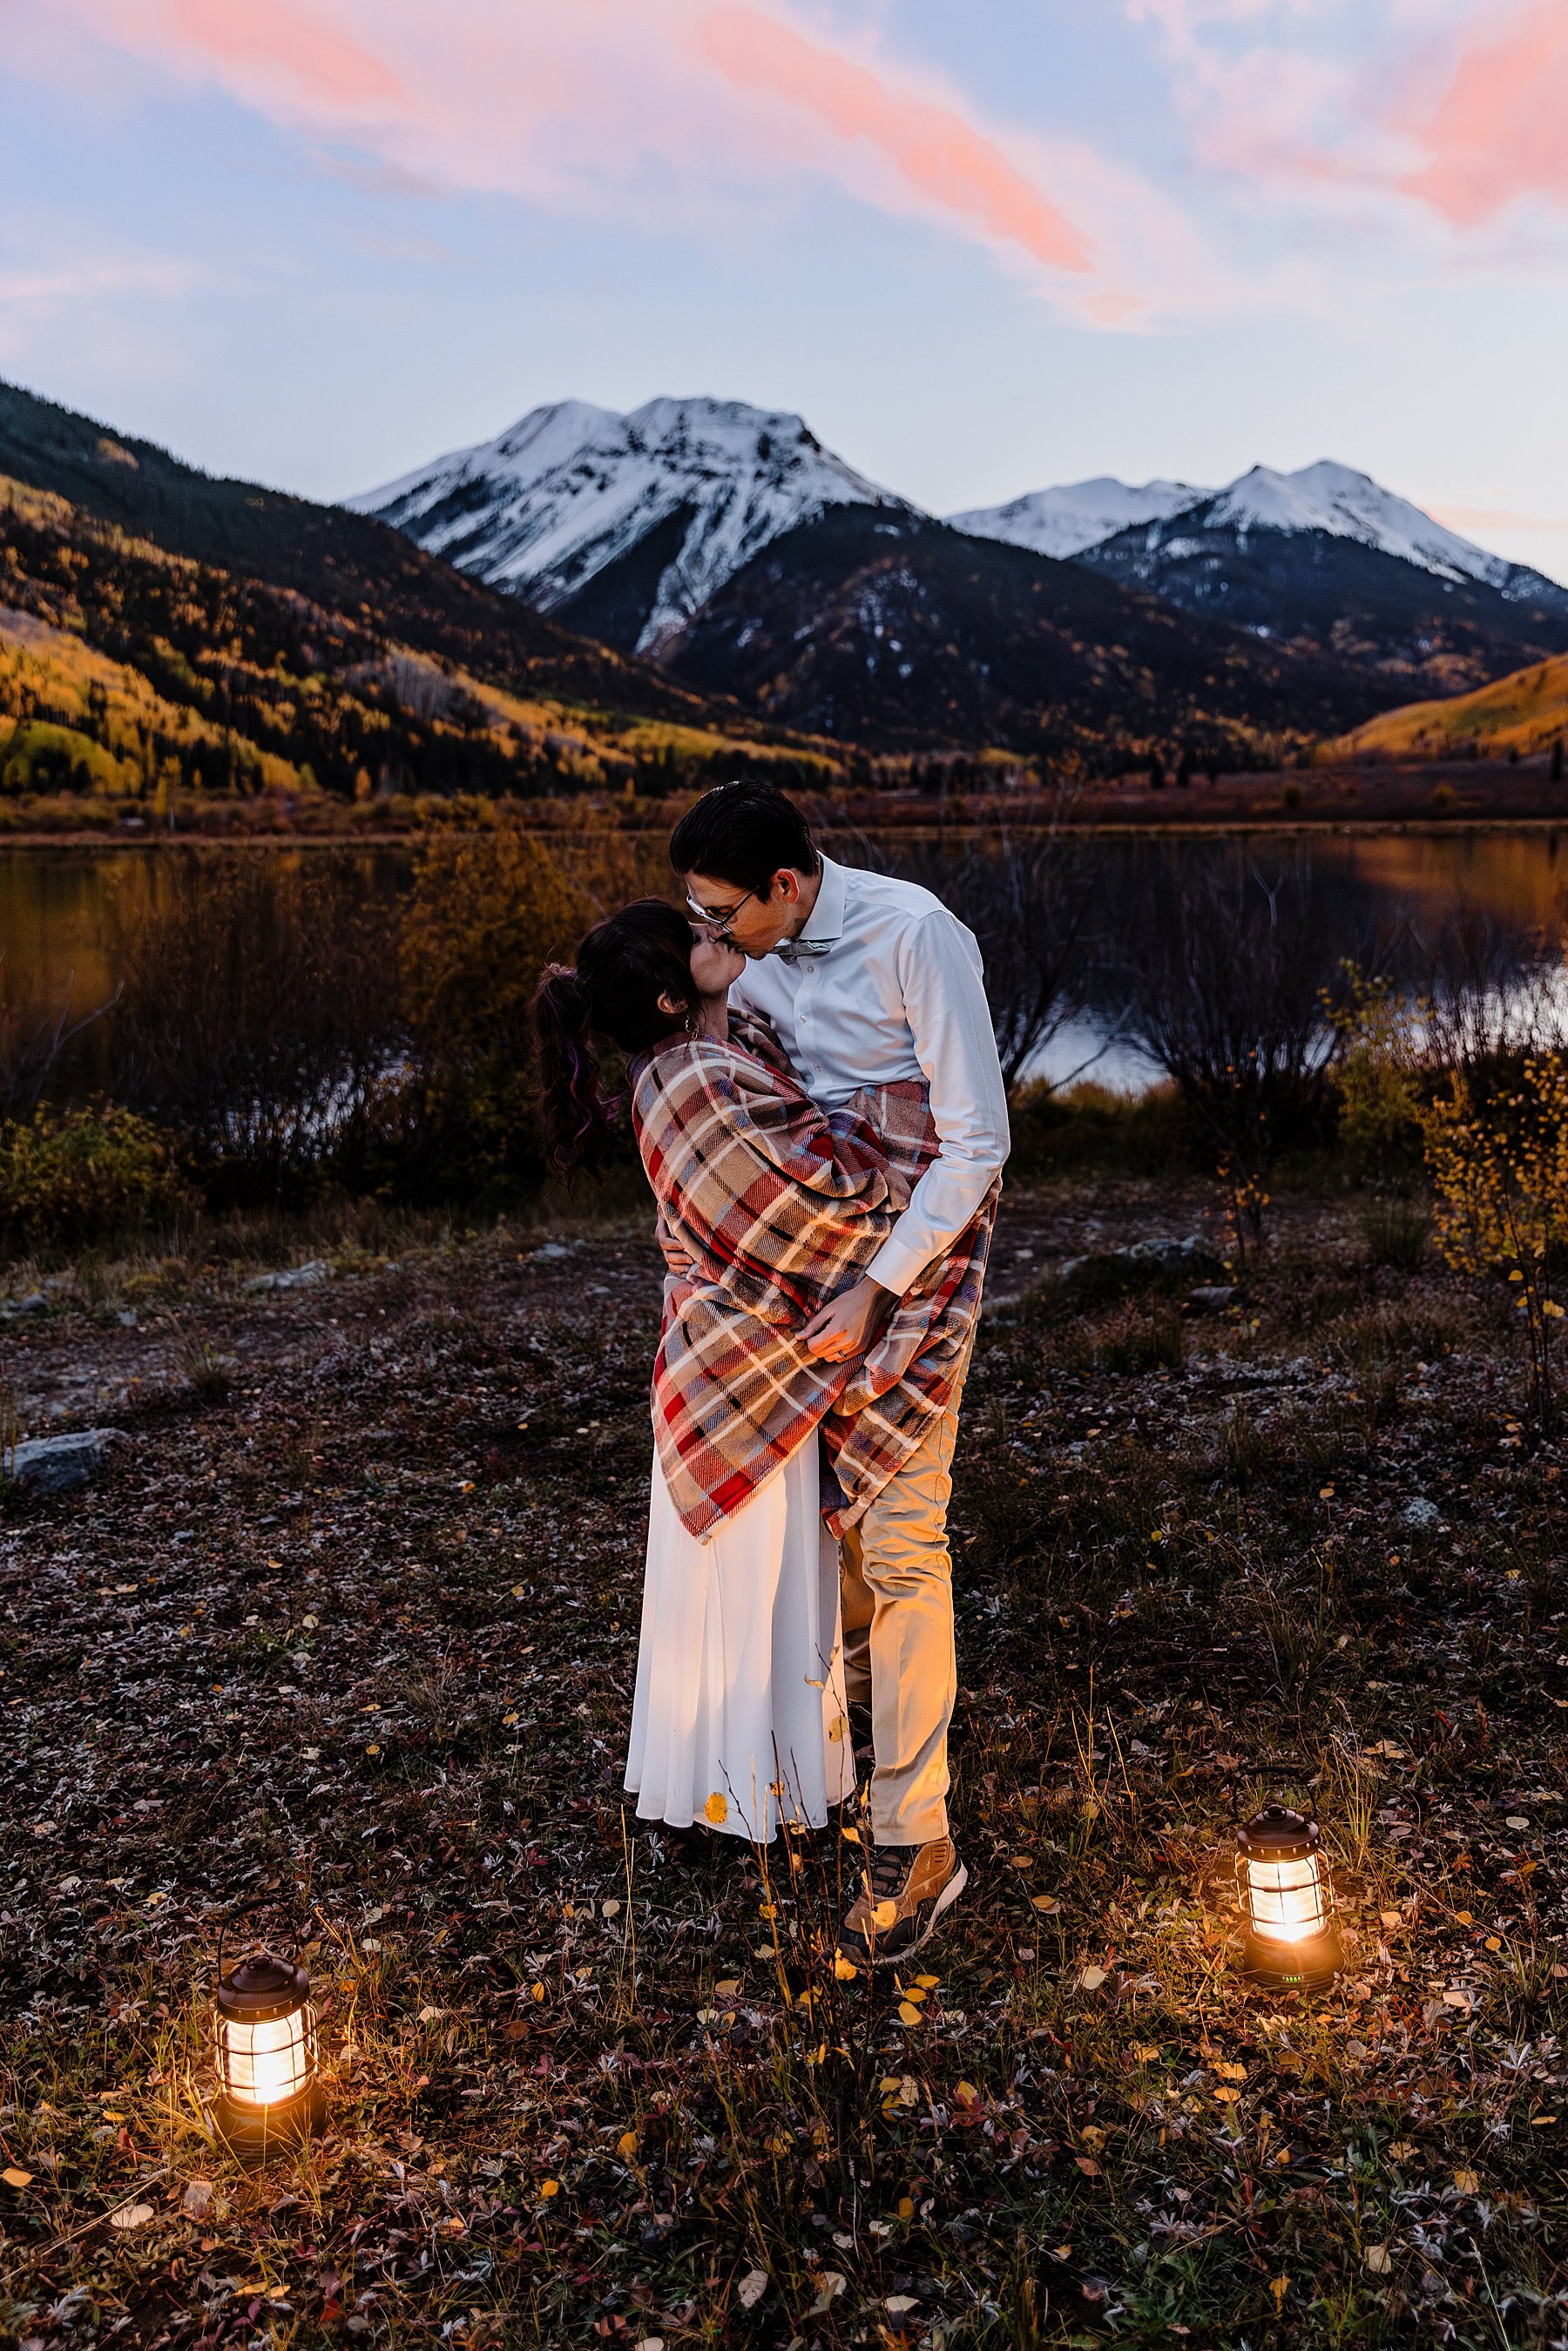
(617, 2131, 639, 2162)
(1454, 2169, 1479, 2194)
(897, 2001, 923, 2027)
(539, 2179, 560, 2199)
(1031, 1894, 1060, 1913)
(704, 1791, 729, 1827)
(2, 2167, 32, 2189)
(833, 1954, 859, 1982)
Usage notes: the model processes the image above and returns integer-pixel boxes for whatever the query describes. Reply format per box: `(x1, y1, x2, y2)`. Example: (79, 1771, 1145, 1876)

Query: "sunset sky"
(3, 0, 1567, 577)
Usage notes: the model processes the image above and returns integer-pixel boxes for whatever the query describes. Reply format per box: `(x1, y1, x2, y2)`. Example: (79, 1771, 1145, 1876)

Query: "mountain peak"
(348, 395, 911, 654)
(957, 456, 1565, 604)
(950, 474, 1208, 561)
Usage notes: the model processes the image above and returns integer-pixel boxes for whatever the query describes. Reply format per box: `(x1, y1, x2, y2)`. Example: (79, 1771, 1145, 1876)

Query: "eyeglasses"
(685, 886, 756, 931)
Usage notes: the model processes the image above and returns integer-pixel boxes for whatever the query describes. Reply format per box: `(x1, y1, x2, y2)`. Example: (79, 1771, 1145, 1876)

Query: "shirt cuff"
(865, 1226, 940, 1297)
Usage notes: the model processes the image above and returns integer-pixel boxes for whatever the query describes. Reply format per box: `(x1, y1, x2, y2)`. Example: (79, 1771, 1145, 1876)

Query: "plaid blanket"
(633, 1017, 997, 1540)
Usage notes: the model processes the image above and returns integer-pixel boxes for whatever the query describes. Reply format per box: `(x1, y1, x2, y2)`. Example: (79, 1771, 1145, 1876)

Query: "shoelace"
(862, 1847, 908, 1907)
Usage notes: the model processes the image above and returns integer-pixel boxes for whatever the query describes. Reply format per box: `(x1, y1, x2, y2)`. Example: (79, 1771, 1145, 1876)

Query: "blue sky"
(3, 1, 1567, 578)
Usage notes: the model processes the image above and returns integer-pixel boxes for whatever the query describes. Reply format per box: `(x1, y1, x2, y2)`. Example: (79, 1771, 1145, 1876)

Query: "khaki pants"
(839, 1356, 970, 1847)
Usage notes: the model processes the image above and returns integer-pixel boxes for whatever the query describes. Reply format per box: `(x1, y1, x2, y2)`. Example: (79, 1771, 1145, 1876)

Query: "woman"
(532, 901, 992, 1845)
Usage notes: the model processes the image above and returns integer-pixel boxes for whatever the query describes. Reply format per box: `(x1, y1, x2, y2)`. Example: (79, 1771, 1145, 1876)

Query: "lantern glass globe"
(1235, 1803, 1344, 1989)
(214, 1948, 320, 2148)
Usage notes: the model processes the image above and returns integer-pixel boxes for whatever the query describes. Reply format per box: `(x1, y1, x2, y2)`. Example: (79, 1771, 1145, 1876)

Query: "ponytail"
(531, 899, 699, 1176)
(532, 963, 617, 1178)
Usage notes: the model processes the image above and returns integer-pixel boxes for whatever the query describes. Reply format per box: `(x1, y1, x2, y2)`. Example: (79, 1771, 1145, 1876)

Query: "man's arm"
(863, 908, 1010, 1296)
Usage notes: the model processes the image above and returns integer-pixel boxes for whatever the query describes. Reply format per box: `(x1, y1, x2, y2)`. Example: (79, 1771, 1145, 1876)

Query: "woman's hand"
(802, 1275, 896, 1363)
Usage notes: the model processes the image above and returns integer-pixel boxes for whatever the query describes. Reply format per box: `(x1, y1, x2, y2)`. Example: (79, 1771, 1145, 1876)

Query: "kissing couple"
(532, 784, 1009, 1972)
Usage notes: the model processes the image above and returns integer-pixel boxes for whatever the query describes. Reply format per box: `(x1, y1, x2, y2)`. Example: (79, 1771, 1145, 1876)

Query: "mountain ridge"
(0, 376, 728, 728)
(349, 395, 912, 658)
(956, 458, 1568, 604)
(661, 506, 1409, 771)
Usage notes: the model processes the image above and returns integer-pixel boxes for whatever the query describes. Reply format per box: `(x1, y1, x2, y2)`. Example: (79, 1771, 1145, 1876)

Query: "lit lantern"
(1234, 1804, 1344, 1988)
(214, 1940, 321, 2153)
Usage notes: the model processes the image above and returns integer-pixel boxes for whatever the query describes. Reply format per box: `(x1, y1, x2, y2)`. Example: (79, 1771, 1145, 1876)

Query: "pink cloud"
(37, 0, 1117, 296)
(165, 0, 399, 105)
(1399, 3, 1568, 226)
(1430, 501, 1568, 537)
(700, 4, 1092, 274)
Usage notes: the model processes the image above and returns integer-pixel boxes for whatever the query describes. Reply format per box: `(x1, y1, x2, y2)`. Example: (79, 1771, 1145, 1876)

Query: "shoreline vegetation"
(2, 755, 1568, 846)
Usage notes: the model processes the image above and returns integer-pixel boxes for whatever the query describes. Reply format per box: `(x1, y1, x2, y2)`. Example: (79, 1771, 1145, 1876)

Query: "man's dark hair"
(669, 781, 821, 897)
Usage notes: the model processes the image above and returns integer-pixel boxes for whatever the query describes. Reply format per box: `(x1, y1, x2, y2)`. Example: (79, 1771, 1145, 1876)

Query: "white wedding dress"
(625, 1437, 857, 1841)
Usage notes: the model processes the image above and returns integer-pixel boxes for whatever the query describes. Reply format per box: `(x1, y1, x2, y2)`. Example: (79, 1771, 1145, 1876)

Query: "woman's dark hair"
(669, 781, 821, 898)
(531, 898, 696, 1176)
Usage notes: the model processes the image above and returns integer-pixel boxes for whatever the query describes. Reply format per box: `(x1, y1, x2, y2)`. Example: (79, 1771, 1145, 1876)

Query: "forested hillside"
(0, 475, 838, 815)
(665, 510, 1405, 773)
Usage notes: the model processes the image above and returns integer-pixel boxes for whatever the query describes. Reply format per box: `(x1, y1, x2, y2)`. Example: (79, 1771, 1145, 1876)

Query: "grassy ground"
(0, 1177, 1564, 2349)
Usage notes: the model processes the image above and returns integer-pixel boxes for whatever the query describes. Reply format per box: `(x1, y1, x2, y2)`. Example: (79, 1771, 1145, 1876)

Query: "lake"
(3, 825, 1566, 1098)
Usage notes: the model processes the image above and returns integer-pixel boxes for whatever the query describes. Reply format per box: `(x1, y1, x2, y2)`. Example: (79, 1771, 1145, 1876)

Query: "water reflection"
(2, 828, 1565, 1103)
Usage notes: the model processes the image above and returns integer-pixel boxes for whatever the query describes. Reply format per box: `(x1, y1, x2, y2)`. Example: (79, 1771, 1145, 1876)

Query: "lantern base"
(1240, 1923, 1344, 1990)
(213, 2084, 322, 2163)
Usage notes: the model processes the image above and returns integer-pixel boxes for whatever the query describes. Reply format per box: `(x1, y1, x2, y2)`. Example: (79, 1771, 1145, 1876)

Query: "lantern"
(1235, 1804, 1343, 1988)
(214, 1938, 320, 2153)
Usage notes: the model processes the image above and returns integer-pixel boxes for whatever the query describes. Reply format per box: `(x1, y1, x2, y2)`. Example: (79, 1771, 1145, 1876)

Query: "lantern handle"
(1229, 1762, 1321, 1828)
(213, 1893, 311, 1988)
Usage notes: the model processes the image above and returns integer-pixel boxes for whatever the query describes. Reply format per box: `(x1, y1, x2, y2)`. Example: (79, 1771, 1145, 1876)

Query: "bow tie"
(776, 938, 832, 964)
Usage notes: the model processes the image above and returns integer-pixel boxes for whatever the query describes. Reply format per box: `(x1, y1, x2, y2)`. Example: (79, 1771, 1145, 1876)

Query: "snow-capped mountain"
(348, 396, 912, 656)
(1075, 459, 1568, 692)
(1193, 462, 1561, 601)
(950, 476, 1209, 562)
(956, 458, 1566, 606)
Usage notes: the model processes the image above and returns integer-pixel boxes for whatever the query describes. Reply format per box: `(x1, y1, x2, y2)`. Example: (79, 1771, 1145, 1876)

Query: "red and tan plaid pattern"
(632, 1019, 996, 1540)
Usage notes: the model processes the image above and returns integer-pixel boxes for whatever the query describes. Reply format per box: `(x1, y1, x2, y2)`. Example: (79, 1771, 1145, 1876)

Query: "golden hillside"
(1325, 651, 1568, 760)
(0, 475, 844, 817)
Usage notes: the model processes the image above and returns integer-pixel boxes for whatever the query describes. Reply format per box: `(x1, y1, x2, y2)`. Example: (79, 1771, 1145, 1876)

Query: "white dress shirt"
(729, 856, 1010, 1295)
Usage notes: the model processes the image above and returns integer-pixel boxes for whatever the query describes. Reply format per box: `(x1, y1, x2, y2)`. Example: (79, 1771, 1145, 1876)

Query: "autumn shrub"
(383, 822, 599, 1202)
(1324, 968, 1424, 1185)
(1421, 1055, 1568, 1429)
(0, 1104, 189, 1249)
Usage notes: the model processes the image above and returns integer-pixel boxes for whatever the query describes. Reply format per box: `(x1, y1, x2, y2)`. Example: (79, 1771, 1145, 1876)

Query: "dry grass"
(0, 1181, 1565, 2348)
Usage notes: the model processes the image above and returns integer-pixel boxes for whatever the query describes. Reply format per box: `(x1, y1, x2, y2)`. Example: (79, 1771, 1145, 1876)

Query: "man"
(669, 781, 1009, 1965)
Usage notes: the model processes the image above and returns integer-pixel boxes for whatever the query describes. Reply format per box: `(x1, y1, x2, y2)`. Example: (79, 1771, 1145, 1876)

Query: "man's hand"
(802, 1275, 896, 1364)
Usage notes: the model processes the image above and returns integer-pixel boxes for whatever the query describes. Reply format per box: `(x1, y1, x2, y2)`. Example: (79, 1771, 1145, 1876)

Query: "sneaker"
(835, 1838, 967, 1971)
